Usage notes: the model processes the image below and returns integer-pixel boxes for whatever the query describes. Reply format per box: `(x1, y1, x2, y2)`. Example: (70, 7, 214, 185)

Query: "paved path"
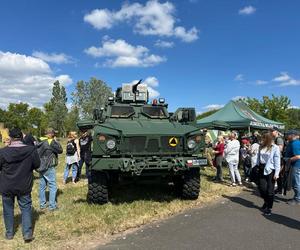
(98, 189, 300, 250)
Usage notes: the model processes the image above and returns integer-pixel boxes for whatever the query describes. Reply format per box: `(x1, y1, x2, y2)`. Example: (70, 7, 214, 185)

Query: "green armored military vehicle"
(77, 81, 207, 204)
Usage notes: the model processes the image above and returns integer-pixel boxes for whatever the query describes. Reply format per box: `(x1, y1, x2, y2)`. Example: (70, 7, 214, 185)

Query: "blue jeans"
(292, 166, 300, 202)
(64, 163, 78, 182)
(39, 167, 57, 210)
(2, 194, 32, 238)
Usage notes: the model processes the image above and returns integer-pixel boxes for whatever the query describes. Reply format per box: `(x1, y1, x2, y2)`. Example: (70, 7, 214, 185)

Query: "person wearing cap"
(0, 128, 40, 242)
(224, 131, 242, 186)
(284, 130, 300, 205)
(37, 128, 63, 211)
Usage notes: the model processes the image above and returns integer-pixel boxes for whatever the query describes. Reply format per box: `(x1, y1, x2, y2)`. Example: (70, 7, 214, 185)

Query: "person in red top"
(213, 136, 225, 182)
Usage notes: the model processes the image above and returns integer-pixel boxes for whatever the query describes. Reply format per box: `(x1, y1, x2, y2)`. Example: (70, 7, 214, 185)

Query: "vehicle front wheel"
(182, 168, 200, 200)
(87, 172, 109, 204)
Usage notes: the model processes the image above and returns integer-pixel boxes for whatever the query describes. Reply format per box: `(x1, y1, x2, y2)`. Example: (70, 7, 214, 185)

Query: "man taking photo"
(37, 128, 63, 211)
(0, 128, 40, 242)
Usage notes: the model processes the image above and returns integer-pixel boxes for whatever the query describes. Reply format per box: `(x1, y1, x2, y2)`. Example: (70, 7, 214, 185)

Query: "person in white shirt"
(257, 133, 281, 216)
(224, 131, 242, 186)
(250, 135, 261, 169)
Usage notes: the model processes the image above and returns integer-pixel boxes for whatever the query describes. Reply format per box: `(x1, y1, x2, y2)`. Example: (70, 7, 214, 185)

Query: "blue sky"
(0, 0, 299, 113)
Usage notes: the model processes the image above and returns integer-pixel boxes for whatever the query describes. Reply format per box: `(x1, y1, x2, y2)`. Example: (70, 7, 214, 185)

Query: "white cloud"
(279, 79, 300, 87)
(144, 76, 159, 88)
(123, 76, 160, 98)
(289, 105, 300, 109)
(174, 26, 198, 42)
(0, 51, 72, 108)
(239, 6, 256, 15)
(85, 38, 166, 68)
(232, 96, 246, 101)
(32, 51, 74, 64)
(234, 74, 244, 81)
(83, 9, 114, 30)
(55, 74, 73, 85)
(272, 72, 300, 87)
(203, 104, 224, 111)
(256, 80, 268, 85)
(84, 0, 199, 42)
(154, 40, 174, 48)
(272, 72, 291, 82)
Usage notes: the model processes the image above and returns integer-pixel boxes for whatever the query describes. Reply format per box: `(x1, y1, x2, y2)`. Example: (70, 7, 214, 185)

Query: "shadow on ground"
(73, 180, 180, 205)
(223, 194, 300, 231)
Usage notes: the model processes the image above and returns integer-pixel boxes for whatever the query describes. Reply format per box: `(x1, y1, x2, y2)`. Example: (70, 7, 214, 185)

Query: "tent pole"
(248, 126, 251, 136)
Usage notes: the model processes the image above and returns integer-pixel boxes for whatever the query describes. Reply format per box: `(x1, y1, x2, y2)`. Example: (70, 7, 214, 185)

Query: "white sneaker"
(231, 183, 237, 187)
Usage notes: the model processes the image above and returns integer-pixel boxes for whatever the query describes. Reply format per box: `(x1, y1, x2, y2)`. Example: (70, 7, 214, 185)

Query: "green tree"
(65, 106, 80, 132)
(0, 108, 7, 123)
(28, 107, 46, 136)
(5, 103, 29, 129)
(285, 108, 300, 129)
(197, 109, 219, 120)
(72, 77, 112, 118)
(245, 95, 291, 123)
(45, 81, 68, 137)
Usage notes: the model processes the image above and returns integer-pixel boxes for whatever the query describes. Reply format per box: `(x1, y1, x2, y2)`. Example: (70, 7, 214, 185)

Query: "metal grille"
(147, 139, 159, 152)
(124, 137, 146, 153)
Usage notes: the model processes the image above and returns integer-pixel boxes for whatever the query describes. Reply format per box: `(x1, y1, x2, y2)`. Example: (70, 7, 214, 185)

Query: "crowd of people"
(0, 128, 92, 242)
(0, 125, 299, 242)
(207, 127, 300, 215)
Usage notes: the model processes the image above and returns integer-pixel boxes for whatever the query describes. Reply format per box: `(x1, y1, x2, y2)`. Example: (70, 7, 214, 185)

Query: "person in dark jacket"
(77, 130, 93, 182)
(22, 132, 36, 146)
(0, 128, 40, 242)
(37, 128, 63, 211)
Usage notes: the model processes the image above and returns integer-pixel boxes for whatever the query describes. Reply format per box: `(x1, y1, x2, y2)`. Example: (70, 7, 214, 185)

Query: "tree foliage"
(72, 77, 112, 118)
(197, 109, 219, 120)
(65, 106, 80, 132)
(285, 108, 300, 129)
(245, 95, 291, 123)
(45, 81, 68, 136)
(5, 103, 30, 129)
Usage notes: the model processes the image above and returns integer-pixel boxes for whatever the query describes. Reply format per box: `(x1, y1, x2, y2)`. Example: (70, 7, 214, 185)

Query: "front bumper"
(91, 156, 207, 175)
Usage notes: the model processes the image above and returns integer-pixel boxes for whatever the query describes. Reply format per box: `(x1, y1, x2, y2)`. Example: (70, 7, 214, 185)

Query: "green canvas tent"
(197, 101, 285, 130)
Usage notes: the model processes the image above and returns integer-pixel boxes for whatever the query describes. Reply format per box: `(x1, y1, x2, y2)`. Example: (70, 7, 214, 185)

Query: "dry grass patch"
(0, 141, 242, 249)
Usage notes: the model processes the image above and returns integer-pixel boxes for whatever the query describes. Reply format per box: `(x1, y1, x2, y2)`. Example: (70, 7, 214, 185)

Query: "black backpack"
(66, 140, 77, 156)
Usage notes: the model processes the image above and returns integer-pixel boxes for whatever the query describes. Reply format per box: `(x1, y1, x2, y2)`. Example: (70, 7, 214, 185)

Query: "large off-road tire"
(173, 175, 183, 196)
(87, 172, 109, 204)
(182, 168, 200, 200)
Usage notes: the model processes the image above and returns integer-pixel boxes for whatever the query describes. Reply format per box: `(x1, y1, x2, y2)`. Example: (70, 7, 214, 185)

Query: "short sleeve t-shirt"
(260, 147, 272, 164)
(79, 135, 93, 154)
(285, 140, 300, 168)
(275, 137, 284, 146)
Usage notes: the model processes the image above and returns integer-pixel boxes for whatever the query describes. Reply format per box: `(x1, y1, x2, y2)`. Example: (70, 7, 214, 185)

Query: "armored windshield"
(111, 106, 135, 118)
(142, 106, 168, 118)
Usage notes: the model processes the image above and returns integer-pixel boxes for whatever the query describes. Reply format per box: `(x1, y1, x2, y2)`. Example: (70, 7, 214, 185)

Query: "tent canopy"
(197, 101, 285, 130)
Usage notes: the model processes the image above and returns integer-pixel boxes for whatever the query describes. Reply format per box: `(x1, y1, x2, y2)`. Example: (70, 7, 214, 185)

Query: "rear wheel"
(87, 171, 109, 204)
(182, 168, 200, 200)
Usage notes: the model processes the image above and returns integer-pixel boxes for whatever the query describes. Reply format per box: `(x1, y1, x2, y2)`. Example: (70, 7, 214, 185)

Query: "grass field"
(0, 140, 243, 250)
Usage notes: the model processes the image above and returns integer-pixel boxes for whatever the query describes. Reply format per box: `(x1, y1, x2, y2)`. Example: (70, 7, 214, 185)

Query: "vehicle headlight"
(187, 139, 196, 149)
(106, 139, 116, 149)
